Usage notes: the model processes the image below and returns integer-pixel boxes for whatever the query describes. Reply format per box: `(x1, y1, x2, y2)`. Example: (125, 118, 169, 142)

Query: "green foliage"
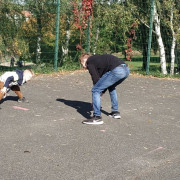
(0, 0, 24, 56)
(0, 0, 180, 76)
(91, 2, 137, 54)
(128, 60, 180, 78)
(30, 60, 81, 74)
(31, 63, 55, 74)
(59, 60, 81, 71)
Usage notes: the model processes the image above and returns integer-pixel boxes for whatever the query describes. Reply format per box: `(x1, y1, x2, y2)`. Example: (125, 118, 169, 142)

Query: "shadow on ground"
(57, 98, 92, 119)
(57, 98, 109, 118)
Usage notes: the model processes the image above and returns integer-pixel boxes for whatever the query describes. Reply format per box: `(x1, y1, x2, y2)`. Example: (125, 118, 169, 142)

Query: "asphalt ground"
(0, 71, 180, 180)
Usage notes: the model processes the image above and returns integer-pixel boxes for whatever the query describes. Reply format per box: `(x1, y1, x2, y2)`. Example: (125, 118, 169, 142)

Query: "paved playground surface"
(0, 71, 180, 180)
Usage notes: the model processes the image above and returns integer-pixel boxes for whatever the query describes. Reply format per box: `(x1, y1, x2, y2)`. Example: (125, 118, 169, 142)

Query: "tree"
(0, 0, 25, 59)
(160, 0, 180, 75)
(152, 0, 180, 75)
(91, 0, 137, 55)
(60, 0, 74, 62)
(129, 0, 151, 70)
(72, 0, 94, 53)
(127, 0, 180, 75)
(153, 2, 167, 74)
(23, 0, 57, 64)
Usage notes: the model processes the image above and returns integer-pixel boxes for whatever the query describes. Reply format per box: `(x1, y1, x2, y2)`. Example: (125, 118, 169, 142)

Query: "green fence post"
(54, 0, 60, 71)
(146, 0, 155, 75)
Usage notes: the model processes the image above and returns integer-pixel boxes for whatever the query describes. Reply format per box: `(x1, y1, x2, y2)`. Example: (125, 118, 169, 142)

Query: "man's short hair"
(79, 53, 91, 63)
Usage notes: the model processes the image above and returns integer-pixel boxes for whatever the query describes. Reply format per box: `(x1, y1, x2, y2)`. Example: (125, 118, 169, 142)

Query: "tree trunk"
(36, 35, 41, 64)
(140, 24, 148, 70)
(170, 36, 176, 75)
(62, 16, 70, 62)
(36, 3, 42, 64)
(93, 26, 100, 55)
(170, 6, 176, 76)
(154, 4, 167, 75)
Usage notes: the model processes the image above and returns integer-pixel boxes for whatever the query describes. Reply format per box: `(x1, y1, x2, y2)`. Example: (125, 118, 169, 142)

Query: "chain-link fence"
(0, 0, 180, 75)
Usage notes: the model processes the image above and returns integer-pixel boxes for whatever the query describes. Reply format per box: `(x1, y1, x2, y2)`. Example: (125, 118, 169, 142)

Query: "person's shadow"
(56, 98, 109, 119)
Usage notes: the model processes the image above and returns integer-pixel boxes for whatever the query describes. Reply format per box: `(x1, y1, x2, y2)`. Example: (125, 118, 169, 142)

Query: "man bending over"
(79, 54, 129, 125)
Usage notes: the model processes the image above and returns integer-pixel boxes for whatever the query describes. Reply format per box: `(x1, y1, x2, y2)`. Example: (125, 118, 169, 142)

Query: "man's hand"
(1, 87, 7, 94)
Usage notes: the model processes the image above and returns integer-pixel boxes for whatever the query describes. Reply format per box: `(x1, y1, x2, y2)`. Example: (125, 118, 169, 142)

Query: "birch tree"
(162, 0, 180, 75)
(61, 16, 71, 60)
(61, 0, 73, 61)
(153, 3, 167, 74)
(169, 5, 176, 75)
(129, 0, 179, 75)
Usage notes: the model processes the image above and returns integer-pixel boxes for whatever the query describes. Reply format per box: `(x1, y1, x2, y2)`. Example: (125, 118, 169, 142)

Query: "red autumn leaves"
(72, 0, 94, 50)
(73, 0, 93, 30)
(125, 23, 137, 61)
(72, 0, 137, 57)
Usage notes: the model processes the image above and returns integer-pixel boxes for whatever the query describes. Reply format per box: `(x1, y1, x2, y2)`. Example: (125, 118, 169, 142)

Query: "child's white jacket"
(0, 70, 24, 88)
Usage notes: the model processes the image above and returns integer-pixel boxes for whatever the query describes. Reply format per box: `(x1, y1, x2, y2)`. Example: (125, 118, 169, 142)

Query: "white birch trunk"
(170, 6, 176, 75)
(170, 36, 176, 75)
(62, 17, 70, 61)
(36, 36, 41, 64)
(62, 29, 70, 58)
(93, 27, 100, 55)
(153, 4, 167, 75)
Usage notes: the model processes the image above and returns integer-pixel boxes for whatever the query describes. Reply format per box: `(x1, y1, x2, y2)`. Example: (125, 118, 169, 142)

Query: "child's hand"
(1, 87, 7, 94)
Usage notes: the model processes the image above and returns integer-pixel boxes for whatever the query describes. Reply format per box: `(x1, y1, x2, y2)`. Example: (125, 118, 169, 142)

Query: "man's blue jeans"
(92, 65, 130, 116)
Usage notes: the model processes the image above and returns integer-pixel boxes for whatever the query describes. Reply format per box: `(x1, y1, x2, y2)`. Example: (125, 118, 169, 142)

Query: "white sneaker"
(108, 111, 121, 119)
(82, 116, 104, 125)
